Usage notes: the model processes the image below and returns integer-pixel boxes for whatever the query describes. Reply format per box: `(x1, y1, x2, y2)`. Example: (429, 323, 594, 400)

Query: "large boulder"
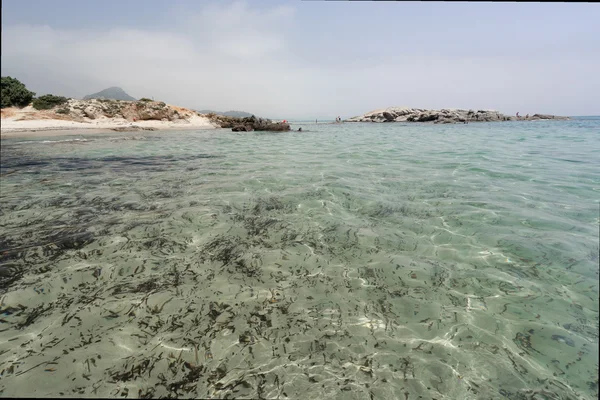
(382, 111, 396, 121)
(263, 122, 290, 131)
(417, 112, 438, 122)
(83, 105, 99, 119)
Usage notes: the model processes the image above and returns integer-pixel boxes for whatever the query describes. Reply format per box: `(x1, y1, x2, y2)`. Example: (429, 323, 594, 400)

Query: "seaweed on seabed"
(5, 228, 95, 262)
(200, 235, 246, 266)
(0, 262, 25, 293)
(17, 303, 54, 329)
(109, 354, 163, 383)
(142, 236, 187, 255)
(236, 214, 280, 237)
(150, 357, 206, 398)
(247, 196, 295, 215)
(365, 203, 400, 219)
(111, 278, 161, 295)
(50, 229, 95, 251)
(231, 258, 262, 278)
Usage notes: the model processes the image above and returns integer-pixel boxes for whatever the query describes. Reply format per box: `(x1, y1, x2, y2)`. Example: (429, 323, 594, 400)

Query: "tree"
(32, 94, 69, 110)
(1, 76, 35, 108)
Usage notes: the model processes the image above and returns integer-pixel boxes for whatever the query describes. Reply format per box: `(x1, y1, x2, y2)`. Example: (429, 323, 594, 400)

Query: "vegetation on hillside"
(32, 94, 69, 110)
(1, 76, 36, 108)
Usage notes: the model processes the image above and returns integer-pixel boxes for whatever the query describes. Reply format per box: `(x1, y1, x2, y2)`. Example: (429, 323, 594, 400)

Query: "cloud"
(1, 1, 598, 118)
(1, 1, 306, 116)
(180, 1, 294, 59)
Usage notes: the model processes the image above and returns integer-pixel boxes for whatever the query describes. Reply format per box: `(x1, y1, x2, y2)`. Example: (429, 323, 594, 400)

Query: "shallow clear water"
(1, 119, 598, 399)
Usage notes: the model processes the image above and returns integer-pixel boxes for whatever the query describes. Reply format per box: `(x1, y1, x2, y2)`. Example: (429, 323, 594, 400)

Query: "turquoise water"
(0, 119, 598, 399)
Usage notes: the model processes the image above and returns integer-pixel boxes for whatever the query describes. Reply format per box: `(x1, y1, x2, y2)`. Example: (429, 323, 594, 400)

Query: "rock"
(382, 111, 396, 121)
(206, 114, 290, 132)
(345, 106, 569, 124)
(121, 101, 176, 121)
(232, 125, 253, 132)
(417, 112, 438, 122)
(530, 114, 568, 120)
(83, 106, 99, 119)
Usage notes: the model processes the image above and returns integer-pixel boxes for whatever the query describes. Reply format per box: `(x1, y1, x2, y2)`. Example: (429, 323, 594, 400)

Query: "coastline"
(0, 123, 217, 139)
(1, 101, 218, 139)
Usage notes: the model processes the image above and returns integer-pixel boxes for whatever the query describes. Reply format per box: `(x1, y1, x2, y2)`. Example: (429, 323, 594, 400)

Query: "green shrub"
(1, 76, 36, 108)
(139, 98, 153, 102)
(32, 94, 69, 110)
(56, 107, 70, 115)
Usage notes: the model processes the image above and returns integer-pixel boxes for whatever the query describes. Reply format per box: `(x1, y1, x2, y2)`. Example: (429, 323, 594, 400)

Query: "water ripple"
(0, 121, 598, 398)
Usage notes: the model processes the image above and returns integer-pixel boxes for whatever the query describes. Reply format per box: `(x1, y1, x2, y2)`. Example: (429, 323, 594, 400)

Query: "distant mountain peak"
(197, 109, 254, 118)
(83, 87, 136, 101)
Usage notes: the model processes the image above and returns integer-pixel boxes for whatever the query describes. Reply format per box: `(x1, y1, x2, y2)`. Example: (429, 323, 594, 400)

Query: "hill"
(1, 98, 217, 134)
(83, 87, 137, 101)
(197, 110, 253, 118)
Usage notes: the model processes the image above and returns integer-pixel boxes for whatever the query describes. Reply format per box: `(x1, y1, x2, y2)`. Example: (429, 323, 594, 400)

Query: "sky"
(2, 0, 599, 118)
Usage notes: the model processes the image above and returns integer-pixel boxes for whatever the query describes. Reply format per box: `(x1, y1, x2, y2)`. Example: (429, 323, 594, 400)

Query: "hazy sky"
(2, 0, 598, 118)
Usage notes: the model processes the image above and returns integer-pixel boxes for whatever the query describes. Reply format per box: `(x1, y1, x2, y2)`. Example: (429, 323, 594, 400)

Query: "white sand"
(1, 106, 218, 138)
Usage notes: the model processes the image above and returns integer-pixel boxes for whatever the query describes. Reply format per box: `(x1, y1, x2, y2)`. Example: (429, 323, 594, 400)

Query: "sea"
(0, 118, 598, 399)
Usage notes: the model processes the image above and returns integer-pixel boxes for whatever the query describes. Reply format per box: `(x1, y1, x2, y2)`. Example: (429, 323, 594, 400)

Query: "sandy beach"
(1, 104, 217, 138)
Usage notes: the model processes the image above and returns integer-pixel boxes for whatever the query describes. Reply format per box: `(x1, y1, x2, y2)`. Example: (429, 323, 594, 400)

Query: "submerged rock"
(345, 107, 569, 124)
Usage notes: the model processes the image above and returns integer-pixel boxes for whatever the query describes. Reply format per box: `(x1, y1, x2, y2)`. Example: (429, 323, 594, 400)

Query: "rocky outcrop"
(345, 107, 569, 124)
(2, 100, 216, 133)
(121, 101, 181, 122)
(48, 99, 202, 123)
(205, 114, 291, 132)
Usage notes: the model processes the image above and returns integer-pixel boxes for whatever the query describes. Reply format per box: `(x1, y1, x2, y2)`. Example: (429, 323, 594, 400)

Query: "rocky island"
(345, 107, 569, 124)
(205, 114, 291, 132)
